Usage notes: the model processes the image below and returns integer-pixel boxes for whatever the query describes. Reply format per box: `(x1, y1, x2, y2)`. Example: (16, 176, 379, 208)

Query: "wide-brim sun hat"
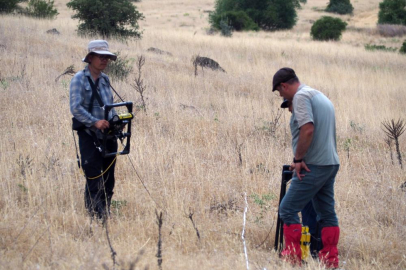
(82, 40, 117, 63)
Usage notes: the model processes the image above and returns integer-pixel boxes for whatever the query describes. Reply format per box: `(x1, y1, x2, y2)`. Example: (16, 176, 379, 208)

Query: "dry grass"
(1, 0, 406, 269)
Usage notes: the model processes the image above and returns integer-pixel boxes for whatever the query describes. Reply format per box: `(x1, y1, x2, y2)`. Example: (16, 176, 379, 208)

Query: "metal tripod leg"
(274, 165, 293, 253)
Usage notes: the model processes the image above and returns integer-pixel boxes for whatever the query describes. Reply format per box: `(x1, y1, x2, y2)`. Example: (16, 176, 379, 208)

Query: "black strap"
(90, 130, 103, 152)
(87, 76, 104, 108)
(86, 76, 107, 152)
(108, 82, 125, 102)
(88, 90, 95, 115)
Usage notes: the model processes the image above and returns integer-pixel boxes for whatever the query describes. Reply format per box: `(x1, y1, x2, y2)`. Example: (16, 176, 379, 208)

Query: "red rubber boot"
(281, 224, 302, 266)
(319, 226, 340, 268)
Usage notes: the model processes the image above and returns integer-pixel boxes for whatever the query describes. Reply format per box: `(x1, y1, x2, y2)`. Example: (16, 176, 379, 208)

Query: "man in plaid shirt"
(70, 40, 118, 220)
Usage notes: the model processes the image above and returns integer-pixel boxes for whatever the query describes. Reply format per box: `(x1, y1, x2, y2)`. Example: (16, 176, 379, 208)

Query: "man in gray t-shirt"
(272, 68, 340, 269)
(291, 84, 339, 166)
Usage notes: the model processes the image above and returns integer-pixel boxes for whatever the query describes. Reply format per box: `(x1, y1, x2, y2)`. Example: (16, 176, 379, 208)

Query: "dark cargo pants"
(77, 130, 118, 219)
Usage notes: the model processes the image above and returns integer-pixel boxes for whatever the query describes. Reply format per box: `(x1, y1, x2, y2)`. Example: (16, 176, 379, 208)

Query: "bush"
(67, 0, 144, 39)
(209, 0, 304, 32)
(212, 10, 259, 31)
(104, 52, 133, 81)
(400, 40, 406, 54)
(219, 19, 233, 37)
(364, 44, 397, 52)
(310, 16, 347, 41)
(378, 0, 406, 25)
(25, 0, 58, 19)
(326, 0, 353, 15)
(258, 0, 301, 30)
(0, 0, 23, 13)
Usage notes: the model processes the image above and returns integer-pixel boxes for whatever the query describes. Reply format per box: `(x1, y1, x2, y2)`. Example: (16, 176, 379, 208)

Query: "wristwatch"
(293, 157, 303, 163)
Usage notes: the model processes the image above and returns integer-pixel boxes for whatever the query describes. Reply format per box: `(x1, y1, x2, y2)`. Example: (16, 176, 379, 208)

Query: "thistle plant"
(382, 118, 406, 168)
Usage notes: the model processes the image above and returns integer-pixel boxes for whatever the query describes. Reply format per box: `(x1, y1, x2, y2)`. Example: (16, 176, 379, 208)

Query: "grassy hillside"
(1, 0, 406, 269)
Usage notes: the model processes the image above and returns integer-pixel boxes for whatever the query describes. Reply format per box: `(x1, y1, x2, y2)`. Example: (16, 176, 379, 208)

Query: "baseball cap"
(272, 67, 298, 91)
(281, 99, 289, 108)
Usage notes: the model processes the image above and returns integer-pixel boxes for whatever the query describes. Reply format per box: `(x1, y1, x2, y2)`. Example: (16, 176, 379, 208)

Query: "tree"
(310, 16, 347, 41)
(66, 0, 144, 39)
(209, 0, 305, 32)
(0, 0, 24, 13)
(326, 0, 353, 15)
(219, 19, 233, 37)
(400, 40, 406, 54)
(26, 0, 58, 19)
(211, 10, 259, 31)
(378, 0, 406, 25)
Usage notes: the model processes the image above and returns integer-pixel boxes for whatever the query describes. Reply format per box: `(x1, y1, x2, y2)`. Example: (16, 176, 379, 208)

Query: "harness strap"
(87, 77, 104, 108)
(90, 130, 103, 153)
(108, 83, 125, 102)
(86, 76, 106, 153)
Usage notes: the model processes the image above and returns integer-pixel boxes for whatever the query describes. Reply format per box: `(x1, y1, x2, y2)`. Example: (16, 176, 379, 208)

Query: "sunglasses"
(94, 54, 111, 61)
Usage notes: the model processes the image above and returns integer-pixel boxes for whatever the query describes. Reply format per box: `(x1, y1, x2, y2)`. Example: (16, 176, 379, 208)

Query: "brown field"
(1, 0, 406, 269)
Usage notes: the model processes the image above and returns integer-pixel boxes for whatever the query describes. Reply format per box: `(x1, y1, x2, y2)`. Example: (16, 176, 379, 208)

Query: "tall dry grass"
(1, 0, 406, 269)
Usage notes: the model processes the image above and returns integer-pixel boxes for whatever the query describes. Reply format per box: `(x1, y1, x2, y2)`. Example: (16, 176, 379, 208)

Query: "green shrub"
(67, 0, 144, 39)
(25, 0, 58, 19)
(212, 10, 259, 31)
(310, 16, 347, 41)
(364, 44, 397, 52)
(378, 0, 406, 25)
(104, 52, 134, 81)
(0, 0, 23, 13)
(219, 19, 233, 37)
(209, 0, 304, 32)
(326, 0, 353, 15)
(400, 40, 406, 54)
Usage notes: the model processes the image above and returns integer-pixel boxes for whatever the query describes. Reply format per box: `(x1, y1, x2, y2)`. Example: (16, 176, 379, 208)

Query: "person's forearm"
(295, 123, 314, 160)
(71, 105, 99, 127)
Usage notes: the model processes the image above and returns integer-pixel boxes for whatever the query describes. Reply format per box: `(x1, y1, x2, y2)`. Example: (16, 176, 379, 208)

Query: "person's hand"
(290, 161, 310, 181)
(94, 120, 110, 131)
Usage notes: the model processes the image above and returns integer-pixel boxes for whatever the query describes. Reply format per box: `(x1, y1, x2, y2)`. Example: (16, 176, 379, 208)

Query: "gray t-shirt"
(290, 84, 340, 165)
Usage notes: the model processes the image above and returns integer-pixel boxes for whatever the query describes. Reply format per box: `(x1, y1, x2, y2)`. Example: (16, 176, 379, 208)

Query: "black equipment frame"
(274, 165, 293, 253)
(102, 102, 133, 158)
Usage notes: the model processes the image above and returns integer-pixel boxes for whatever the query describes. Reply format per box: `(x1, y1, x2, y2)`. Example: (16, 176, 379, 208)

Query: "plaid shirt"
(70, 66, 116, 136)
